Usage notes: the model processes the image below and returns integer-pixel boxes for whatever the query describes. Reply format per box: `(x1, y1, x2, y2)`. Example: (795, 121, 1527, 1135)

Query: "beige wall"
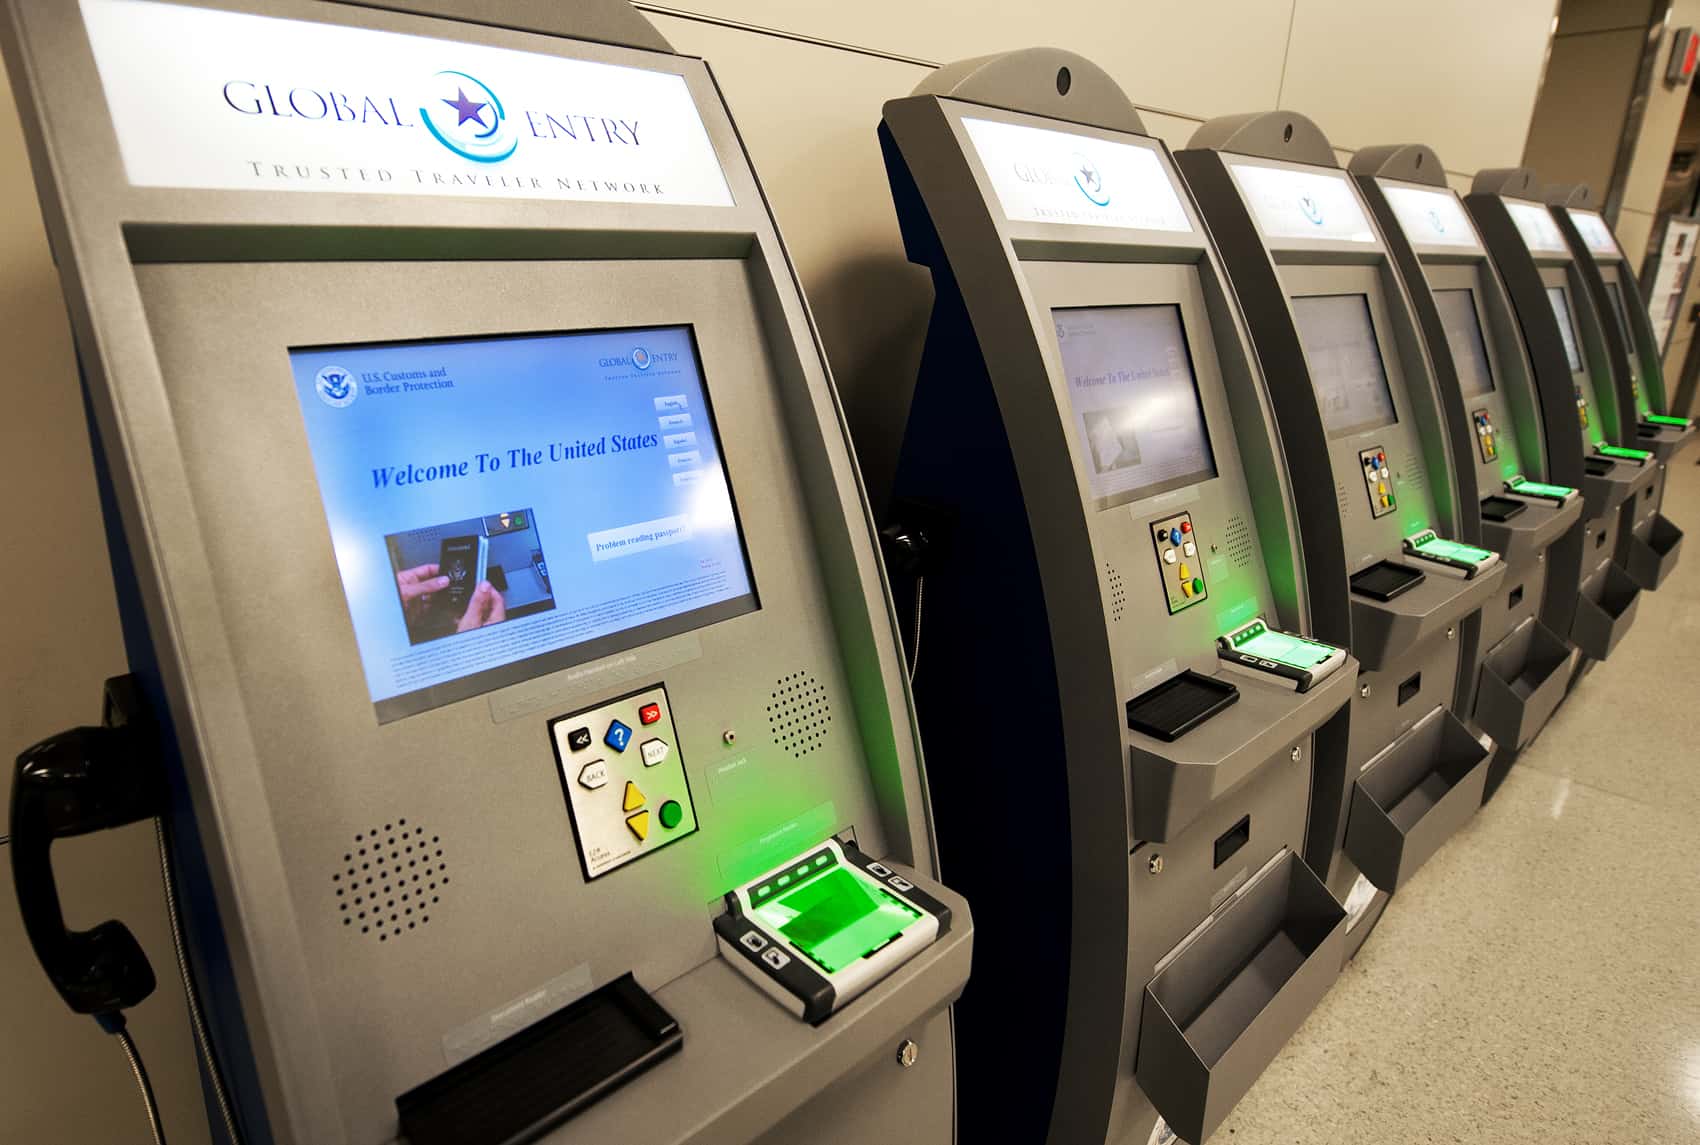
(0, 1, 1561, 1138)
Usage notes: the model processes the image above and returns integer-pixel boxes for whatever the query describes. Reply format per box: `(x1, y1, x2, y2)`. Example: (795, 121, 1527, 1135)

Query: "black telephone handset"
(10, 675, 160, 1015)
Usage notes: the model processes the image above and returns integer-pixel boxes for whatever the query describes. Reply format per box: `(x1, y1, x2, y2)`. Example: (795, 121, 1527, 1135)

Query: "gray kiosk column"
(879, 49, 1364, 1145)
(1545, 187, 1688, 592)
(1177, 113, 1501, 959)
(1349, 145, 1584, 797)
(0, 2, 969, 1143)
(1467, 170, 1650, 673)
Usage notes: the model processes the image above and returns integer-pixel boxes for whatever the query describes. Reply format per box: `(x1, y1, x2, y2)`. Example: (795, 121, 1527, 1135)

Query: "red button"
(639, 702, 662, 726)
(1180, 521, 1192, 534)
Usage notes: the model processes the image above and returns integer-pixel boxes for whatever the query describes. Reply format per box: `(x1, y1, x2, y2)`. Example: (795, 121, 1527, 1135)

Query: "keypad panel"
(1147, 511, 1208, 614)
(1358, 445, 1397, 518)
(551, 683, 697, 880)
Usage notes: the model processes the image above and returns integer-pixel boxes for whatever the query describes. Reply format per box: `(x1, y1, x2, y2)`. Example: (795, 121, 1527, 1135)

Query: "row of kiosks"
(1176, 115, 1502, 958)
(1348, 146, 1585, 793)
(1468, 172, 1671, 675)
(2, 2, 969, 1144)
(880, 51, 1435, 1145)
(1549, 188, 1692, 586)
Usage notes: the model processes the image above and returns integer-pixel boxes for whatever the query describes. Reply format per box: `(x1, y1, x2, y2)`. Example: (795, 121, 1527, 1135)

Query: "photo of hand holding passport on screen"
(386, 508, 553, 645)
(395, 561, 507, 637)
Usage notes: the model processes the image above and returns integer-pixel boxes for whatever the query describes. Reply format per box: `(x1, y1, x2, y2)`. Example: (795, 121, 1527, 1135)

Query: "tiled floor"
(1217, 458, 1700, 1145)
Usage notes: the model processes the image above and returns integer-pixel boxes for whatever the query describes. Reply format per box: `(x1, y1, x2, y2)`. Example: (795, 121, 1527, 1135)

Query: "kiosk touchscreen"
(1466, 170, 1650, 661)
(879, 50, 1357, 1145)
(1547, 190, 1687, 591)
(1177, 114, 1501, 957)
(1349, 146, 1583, 790)
(2, 3, 969, 1144)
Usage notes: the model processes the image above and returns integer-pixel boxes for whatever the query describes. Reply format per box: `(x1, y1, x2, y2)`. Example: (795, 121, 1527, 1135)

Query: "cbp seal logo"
(1072, 152, 1109, 206)
(419, 70, 517, 164)
(1299, 194, 1324, 225)
(631, 347, 653, 370)
(314, 365, 358, 408)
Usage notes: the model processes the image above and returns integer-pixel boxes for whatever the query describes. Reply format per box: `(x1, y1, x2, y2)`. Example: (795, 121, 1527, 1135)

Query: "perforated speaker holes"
(768, 670, 833, 758)
(1224, 514, 1254, 570)
(332, 819, 449, 943)
(1105, 563, 1127, 622)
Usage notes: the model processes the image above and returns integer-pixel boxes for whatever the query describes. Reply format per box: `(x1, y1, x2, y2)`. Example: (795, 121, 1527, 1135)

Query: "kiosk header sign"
(960, 117, 1193, 233)
(1382, 185, 1482, 252)
(77, 0, 735, 206)
(1506, 201, 1568, 253)
(1570, 210, 1622, 258)
(1227, 162, 1375, 243)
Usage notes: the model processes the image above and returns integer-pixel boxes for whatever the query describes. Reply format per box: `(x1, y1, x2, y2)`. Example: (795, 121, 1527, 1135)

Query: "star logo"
(442, 88, 488, 128)
(1071, 152, 1109, 206)
(420, 70, 517, 164)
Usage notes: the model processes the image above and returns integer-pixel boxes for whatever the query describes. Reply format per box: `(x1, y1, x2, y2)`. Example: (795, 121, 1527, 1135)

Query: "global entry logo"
(1299, 194, 1324, 225)
(419, 71, 516, 163)
(220, 65, 649, 172)
(1072, 152, 1109, 207)
(631, 347, 653, 370)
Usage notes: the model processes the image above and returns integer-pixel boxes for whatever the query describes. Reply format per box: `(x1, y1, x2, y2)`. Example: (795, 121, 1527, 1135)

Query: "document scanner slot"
(1347, 559, 1505, 672)
(1128, 662, 1356, 844)
(395, 972, 681, 1145)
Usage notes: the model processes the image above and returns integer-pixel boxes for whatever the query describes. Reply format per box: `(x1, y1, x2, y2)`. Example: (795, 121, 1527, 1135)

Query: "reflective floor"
(1219, 457, 1700, 1145)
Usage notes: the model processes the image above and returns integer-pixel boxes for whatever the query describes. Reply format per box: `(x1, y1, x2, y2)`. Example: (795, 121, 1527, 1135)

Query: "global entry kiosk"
(2, 3, 1688, 1145)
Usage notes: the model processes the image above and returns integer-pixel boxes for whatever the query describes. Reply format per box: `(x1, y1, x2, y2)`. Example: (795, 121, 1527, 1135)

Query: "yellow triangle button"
(625, 810, 650, 841)
(622, 781, 646, 812)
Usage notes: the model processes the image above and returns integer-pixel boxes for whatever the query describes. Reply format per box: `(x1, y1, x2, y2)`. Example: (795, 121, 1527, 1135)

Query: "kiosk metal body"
(1467, 170, 1651, 665)
(1178, 114, 1500, 959)
(0, 2, 969, 1142)
(1546, 189, 1687, 591)
(879, 51, 1359, 1145)
(1350, 145, 1582, 792)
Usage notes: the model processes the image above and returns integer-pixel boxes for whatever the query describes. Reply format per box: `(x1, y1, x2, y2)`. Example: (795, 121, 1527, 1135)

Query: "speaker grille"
(1105, 563, 1127, 622)
(333, 820, 448, 943)
(1402, 457, 1428, 493)
(768, 671, 832, 758)
(1336, 479, 1352, 517)
(1223, 514, 1254, 570)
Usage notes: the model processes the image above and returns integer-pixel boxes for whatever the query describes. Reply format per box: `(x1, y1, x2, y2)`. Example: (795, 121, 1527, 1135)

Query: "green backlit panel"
(752, 867, 920, 974)
(1413, 536, 1496, 565)
(1234, 629, 1338, 670)
(1598, 444, 1653, 461)
(1646, 413, 1691, 428)
(1508, 477, 1576, 499)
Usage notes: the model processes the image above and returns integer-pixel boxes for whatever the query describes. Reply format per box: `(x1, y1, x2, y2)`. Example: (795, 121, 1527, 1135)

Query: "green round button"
(1191, 577, 1204, 594)
(658, 800, 684, 830)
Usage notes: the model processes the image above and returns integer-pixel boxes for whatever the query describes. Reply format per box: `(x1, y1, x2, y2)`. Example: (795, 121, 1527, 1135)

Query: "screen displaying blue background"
(288, 325, 755, 718)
